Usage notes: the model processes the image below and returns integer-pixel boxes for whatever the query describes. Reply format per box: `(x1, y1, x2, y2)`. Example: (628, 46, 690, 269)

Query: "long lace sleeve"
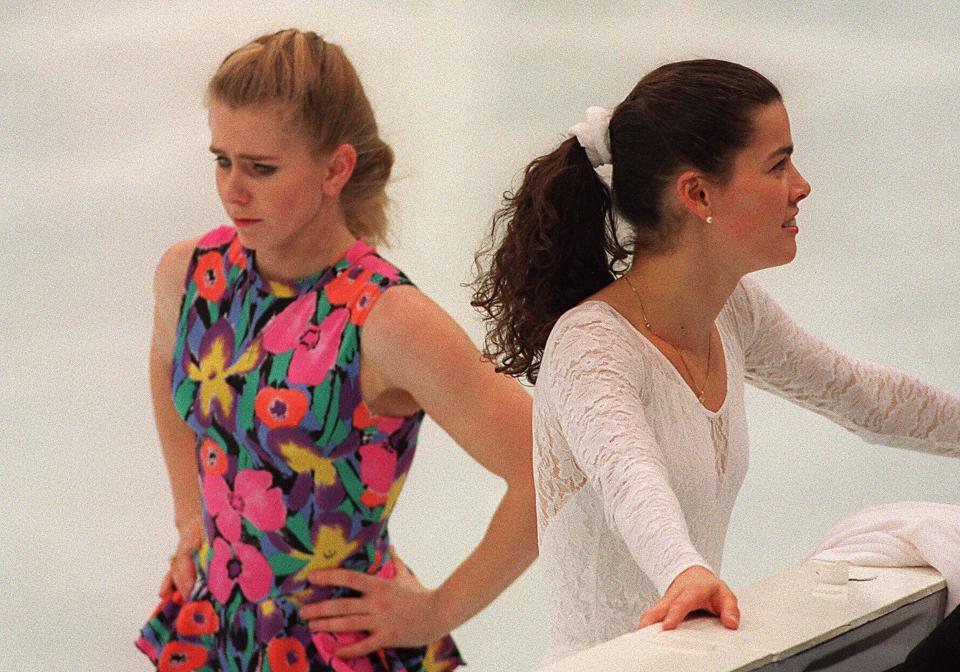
(736, 277, 960, 456)
(540, 309, 711, 594)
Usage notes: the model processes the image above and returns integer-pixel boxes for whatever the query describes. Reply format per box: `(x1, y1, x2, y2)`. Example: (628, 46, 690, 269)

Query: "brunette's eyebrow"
(768, 144, 794, 160)
(208, 146, 279, 162)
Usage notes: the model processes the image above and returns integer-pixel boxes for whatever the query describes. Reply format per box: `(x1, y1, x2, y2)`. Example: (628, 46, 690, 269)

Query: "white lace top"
(533, 276, 960, 664)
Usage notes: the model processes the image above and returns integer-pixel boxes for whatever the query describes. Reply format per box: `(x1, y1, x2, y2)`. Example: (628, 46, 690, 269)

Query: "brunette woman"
(473, 59, 960, 663)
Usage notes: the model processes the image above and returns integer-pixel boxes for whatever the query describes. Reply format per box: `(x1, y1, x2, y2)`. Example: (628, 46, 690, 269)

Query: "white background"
(3, 2, 960, 670)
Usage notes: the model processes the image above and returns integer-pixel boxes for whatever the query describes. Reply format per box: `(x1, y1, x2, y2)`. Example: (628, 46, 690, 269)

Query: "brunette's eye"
(253, 163, 277, 176)
(772, 158, 787, 171)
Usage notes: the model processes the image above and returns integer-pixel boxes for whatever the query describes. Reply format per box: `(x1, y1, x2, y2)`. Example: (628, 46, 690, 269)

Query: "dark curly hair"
(472, 59, 781, 383)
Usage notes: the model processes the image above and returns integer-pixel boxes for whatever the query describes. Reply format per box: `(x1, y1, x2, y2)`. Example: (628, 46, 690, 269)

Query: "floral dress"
(137, 226, 464, 672)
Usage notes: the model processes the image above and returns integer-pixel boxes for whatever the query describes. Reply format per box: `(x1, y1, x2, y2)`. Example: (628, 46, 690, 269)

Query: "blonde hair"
(208, 29, 393, 244)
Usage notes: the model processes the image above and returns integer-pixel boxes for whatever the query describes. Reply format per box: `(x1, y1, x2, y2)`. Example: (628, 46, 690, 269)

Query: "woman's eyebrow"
(208, 145, 279, 161)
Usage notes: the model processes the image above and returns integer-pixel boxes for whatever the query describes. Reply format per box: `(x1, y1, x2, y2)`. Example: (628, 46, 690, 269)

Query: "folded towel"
(809, 501, 960, 613)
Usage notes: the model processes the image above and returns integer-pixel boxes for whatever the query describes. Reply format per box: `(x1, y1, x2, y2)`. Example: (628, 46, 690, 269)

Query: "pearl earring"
(706, 216, 714, 224)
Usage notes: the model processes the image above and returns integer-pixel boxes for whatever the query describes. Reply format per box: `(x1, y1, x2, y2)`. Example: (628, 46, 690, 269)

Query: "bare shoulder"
(361, 282, 482, 381)
(154, 236, 202, 305)
(363, 283, 445, 344)
(152, 236, 203, 341)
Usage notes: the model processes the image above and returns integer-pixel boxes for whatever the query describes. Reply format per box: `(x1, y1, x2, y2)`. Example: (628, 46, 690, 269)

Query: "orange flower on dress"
(194, 252, 226, 302)
(157, 641, 209, 672)
(174, 600, 220, 636)
(266, 637, 309, 672)
(349, 282, 381, 326)
(200, 438, 228, 476)
(325, 267, 375, 307)
(255, 388, 309, 429)
(352, 403, 378, 430)
(226, 234, 247, 268)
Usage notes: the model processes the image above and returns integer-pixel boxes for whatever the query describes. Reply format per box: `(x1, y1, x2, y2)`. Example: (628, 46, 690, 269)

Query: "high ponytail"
(471, 137, 630, 384)
(473, 59, 781, 383)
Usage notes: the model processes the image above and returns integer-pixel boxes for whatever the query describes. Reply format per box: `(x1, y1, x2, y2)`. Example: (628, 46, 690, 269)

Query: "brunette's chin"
(779, 240, 799, 265)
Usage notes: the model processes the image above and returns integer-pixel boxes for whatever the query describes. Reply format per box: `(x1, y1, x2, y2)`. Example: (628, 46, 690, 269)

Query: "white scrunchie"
(569, 106, 612, 167)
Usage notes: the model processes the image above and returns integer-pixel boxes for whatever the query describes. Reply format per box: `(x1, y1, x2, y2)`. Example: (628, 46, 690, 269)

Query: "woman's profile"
(472, 58, 960, 663)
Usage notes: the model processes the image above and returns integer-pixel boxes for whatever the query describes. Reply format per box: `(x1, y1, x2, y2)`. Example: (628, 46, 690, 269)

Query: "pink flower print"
(344, 239, 373, 265)
(262, 292, 350, 386)
(208, 537, 273, 604)
(358, 255, 400, 283)
(198, 225, 236, 249)
(343, 241, 398, 283)
(358, 442, 397, 508)
(204, 470, 286, 543)
(312, 631, 374, 672)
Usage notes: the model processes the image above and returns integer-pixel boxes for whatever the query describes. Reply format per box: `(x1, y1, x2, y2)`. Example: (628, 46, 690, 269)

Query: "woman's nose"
(792, 167, 811, 203)
(226, 174, 250, 206)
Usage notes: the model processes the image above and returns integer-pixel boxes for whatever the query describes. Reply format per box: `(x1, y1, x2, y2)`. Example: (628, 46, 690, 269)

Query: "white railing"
(538, 561, 946, 672)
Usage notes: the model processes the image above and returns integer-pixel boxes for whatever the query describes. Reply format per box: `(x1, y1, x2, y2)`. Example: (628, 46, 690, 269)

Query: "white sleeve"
(735, 276, 960, 456)
(541, 308, 711, 595)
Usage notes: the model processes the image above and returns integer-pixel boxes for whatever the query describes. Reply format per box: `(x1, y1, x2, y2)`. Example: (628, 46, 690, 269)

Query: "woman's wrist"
(428, 583, 469, 638)
(174, 514, 203, 551)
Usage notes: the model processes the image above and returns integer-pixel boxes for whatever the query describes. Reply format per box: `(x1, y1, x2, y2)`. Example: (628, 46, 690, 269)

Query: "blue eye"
(253, 164, 277, 176)
(214, 156, 230, 169)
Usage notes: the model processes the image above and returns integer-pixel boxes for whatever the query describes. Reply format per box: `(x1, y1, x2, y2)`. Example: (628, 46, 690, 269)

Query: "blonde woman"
(137, 29, 535, 671)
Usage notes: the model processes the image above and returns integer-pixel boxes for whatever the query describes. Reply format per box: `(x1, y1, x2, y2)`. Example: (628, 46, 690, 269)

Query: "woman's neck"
(617, 236, 741, 353)
(253, 215, 358, 285)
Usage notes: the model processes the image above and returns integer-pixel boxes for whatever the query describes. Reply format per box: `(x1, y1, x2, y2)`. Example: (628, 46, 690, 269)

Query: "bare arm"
(301, 285, 537, 653)
(151, 236, 204, 597)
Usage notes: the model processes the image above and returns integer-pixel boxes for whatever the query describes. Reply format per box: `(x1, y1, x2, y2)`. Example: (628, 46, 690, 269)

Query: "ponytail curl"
(471, 138, 630, 384)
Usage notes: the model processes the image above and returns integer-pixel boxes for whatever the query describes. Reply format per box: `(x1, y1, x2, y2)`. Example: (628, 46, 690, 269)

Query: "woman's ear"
(322, 143, 358, 197)
(673, 169, 712, 221)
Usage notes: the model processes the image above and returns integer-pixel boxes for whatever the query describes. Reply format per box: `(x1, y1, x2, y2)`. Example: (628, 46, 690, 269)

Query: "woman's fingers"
(638, 566, 741, 631)
(170, 554, 196, 598)
(307, 615, 369, 633)
(308, 568, 378, 592)
(638, 598, 671, 629)
(300, 597, 365, 621)
(715, 587, 740, 629)
(661, 591, 701, 630)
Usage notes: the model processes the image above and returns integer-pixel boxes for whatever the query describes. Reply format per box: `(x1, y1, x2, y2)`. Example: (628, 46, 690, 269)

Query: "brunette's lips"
(233, 218, 261, 227)
(781, 212, 799, 229)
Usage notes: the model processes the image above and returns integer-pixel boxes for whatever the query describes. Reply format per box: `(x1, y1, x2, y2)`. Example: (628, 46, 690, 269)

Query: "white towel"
(809, 501, 960, 613)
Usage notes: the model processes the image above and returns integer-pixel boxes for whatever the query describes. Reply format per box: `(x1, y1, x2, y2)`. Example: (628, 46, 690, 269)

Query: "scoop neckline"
(578, 299, 730, 417)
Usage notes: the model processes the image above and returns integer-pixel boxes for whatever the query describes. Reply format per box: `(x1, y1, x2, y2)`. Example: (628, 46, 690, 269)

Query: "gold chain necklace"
(623, 274, 712, 404)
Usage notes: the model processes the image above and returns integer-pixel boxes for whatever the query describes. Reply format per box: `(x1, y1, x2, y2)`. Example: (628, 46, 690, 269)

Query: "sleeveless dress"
(137, 226, 464, 672)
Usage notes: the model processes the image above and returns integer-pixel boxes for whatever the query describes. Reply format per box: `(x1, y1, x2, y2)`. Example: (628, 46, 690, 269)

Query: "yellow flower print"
(290, 521, 358, 583)
(277, 439, 336, 486)
(186, 319, 262, 426)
